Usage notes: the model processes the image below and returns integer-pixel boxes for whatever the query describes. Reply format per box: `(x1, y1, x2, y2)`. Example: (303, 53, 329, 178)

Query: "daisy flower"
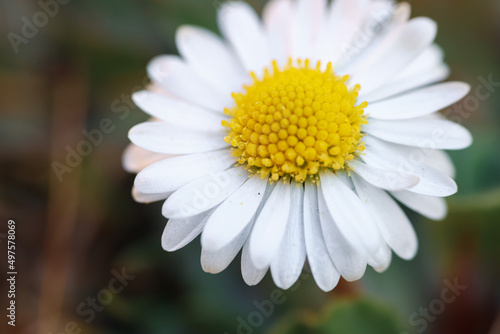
(124, 0, 473, 291)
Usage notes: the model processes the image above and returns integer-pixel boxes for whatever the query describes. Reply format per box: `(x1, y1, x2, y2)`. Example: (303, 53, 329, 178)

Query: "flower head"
(124, 0, 472, 291)
(224, 59, 368, 182)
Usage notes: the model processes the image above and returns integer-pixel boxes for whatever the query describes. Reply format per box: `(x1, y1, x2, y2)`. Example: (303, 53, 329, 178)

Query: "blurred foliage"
(269, 298, 407, 334)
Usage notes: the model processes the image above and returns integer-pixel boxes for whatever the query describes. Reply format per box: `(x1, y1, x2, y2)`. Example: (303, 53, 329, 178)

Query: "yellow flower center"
(222, 59, 368, 183)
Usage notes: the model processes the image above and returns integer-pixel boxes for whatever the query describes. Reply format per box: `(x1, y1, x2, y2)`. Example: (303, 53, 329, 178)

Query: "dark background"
(0, 0, 499, 333)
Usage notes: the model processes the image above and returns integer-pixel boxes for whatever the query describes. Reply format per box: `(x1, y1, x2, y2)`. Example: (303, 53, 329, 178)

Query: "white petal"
(335, 0, 398, 69)
(405, 168, 456, 197)
(129, 122, 228, 155)
(132, 187, 172, 204)
(361, 64, 449, 103)
(291, 0, 327, 59)
(314, 0, 349, 64)
(303, 181, 340, 291)
(425, 149, 456, 178)
(263, 0, 293, 65)
(201, 222, 251, 274)
(132, 91, 226, 132)
(271, 182, 306, 290)
(352, 174, 418, 260)
(201, 176, 268, 252)
(319, 171, 383, 256)
(163, 168, 248, 219)
(317, 187, 367, 282)
(134, 150, 234, 194)
(162, 209, 215, 252)
(357, 42, 445, 101)
(123, 143, 173, 173)
(241, 240, 268, 286)
(326, 0, 372, 65)
(249, 181, 291, 270)
(363, 117, 473, 150)
(337, 2, 410, 74)
(350, 159, 420, 191)
(391, 190, 448, 221)
(362, 136, 458, 197)
(364, 82, 471, 119)
(176, 25, 247, 94)
(350, 17, 437, 95)
(392, 44, 446, 81)
(218, 1, 270, 74)
(367, 243, 392, 273)
(147, 55, 231, 111)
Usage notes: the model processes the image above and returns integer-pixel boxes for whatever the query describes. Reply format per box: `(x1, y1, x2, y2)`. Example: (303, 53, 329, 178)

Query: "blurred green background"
(0, 0, 499, 333)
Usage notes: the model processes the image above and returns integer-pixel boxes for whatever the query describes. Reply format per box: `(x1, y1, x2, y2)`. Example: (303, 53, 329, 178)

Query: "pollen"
(223, 59, 368, 183)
